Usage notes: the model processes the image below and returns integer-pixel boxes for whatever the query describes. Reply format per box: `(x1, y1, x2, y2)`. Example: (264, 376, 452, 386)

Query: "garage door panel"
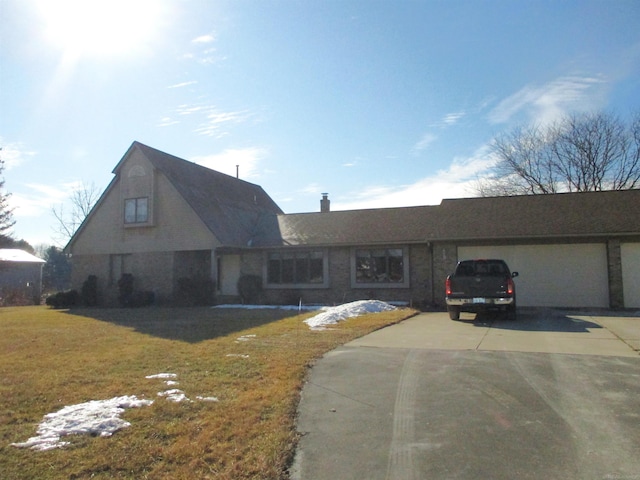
(458, 244, 608, 308)
(621, 243, 640, 308)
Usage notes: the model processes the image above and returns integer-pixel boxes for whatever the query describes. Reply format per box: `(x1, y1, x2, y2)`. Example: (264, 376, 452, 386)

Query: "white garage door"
(621, 243, 640, 308)
(458, 244, 609, 308)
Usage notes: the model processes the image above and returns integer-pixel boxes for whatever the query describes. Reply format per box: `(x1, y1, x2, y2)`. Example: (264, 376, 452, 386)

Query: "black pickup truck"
(445, 259, 518, 320)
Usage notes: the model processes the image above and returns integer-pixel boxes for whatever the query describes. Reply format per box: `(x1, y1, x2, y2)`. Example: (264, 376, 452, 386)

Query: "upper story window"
(124, 197, 148, 224)
(267, 250, 325, 286)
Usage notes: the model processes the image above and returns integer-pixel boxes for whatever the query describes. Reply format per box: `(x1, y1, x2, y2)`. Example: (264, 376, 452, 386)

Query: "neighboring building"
(0, 249, 46, 305)
(67, 141, 640, 309)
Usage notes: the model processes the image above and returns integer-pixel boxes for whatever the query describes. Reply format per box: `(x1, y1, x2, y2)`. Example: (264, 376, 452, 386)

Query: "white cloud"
(0, 141, 36, 170)
(333, 148, 495, 210)
(191, 147, 267, 179)
(10, 181, 79, 217)
(157, 116, 179, 127)
(192, 33, 216, 44)
(187, 33, 224, 64)
(489, 74, 607, 126)
(171, 104, 252, 138)
(167, 80, 197, 89)
(411, 132, 437, 155)
(195, 109, 252, 138)
(441, 111, 465, 125)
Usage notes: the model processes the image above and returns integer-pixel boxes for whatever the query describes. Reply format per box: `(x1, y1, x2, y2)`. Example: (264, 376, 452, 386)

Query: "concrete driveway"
(291, 309, 640, 480)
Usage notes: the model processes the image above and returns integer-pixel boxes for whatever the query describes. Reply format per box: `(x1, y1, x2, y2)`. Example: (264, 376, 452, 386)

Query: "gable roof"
(252, 189, 640, 247)
(68, 142, 284, 250)
(121, 142, 283, 246)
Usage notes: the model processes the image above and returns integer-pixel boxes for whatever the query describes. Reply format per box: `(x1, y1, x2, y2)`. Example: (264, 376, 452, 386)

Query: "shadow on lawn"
(62, 306, 300, 343)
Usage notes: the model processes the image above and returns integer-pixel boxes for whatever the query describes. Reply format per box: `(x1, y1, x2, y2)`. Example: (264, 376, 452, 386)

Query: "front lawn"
(0, 305, 415, 479)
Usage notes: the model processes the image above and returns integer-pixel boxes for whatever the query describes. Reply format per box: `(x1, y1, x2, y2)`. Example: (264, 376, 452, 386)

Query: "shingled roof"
(251, 189, 640, 247)
(119, 142, 283, 247)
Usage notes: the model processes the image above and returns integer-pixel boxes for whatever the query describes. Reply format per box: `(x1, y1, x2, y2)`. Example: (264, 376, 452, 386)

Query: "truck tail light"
(445, 277, 452, 296)
(507, 277, 515, 295)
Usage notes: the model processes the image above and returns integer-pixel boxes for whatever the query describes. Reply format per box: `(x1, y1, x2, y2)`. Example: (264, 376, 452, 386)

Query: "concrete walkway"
(291, 309, 640, 480)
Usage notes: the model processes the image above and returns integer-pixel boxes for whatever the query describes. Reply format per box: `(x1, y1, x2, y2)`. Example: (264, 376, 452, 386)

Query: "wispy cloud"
(184, 32, 225, 65)
(333, 147, 495, 210)
(488, 74, 607, 126)
(195, 109, 253, 138)
(9, 181, 77, 217)
(168, 104, 253, 138)
(411, 132, 437, 155)
(0, 140, 36, 170)
(167, 80, 197, 89)
(191, 147, 267, 179)
(192, 33, 216, 44)
(412, 111, 466, 155)
(157, 116, 179, 127)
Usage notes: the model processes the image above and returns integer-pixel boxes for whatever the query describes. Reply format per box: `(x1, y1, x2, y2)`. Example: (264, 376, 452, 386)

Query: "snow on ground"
(304, 300, 397, 329)
(145, 373, 177, 379)
(10, 396, 153, 451)
(158, 389, 190, 403)
(216, 300, 398, 330)
(12, 373, 217, 451)
(11, 301, 397, 451)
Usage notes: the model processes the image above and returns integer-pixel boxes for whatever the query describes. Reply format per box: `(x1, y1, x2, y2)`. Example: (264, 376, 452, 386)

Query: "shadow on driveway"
(463, 308, 604, 332)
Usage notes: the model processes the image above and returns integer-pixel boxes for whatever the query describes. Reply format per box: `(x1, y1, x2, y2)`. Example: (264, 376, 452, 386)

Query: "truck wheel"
(447, 306, 460, 320)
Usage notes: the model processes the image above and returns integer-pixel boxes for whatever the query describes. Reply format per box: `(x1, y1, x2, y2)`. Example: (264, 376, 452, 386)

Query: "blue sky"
(1, 0, 639, 246)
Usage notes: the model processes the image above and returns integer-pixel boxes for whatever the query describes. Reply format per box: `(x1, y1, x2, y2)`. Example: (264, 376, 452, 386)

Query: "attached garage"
(457, 244, 609, 308)
(621, 243, 640, 308)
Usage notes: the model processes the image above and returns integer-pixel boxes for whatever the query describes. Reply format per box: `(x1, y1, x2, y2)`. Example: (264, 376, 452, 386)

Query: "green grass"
(0, 305, 416, 479)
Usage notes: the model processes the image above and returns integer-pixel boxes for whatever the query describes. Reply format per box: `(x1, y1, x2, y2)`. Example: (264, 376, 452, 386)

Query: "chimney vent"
(320, 193, 330, 213)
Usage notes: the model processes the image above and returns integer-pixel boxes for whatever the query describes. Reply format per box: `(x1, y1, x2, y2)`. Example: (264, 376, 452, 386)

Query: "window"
(355, 248, 406, 284)
(267, 251, 324, 285)
(124, 197, 148, 224)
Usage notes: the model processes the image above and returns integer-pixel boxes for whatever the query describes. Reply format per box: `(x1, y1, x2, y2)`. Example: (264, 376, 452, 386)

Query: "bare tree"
(0, 152, 16, 245)
(52, 181, 101, 246)
(476, 111, 640, 196)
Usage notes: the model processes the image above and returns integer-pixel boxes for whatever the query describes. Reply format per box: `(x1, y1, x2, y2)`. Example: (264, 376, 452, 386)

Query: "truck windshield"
(456, 260, 508, 276)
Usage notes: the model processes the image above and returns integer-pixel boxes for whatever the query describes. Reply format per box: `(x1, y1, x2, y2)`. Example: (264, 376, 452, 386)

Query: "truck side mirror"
(512, 272, 519, 278)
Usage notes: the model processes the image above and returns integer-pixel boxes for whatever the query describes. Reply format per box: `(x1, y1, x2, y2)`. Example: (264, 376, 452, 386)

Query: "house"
(0, 249, 46, 305)
(67, 141, 640, 309)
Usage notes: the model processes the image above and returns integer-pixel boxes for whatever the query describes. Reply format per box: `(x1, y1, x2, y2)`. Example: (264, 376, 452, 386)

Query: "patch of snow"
(145, 373, 177, 379)
(196, 396, 219, 402)
(236, 334, 256, 342)
(11, 396, 153, 451)
(304, 300, 397, 330)
(226, 354, 250, 359)
(158, 389, 190, 403)
(165, 380, 179, 386)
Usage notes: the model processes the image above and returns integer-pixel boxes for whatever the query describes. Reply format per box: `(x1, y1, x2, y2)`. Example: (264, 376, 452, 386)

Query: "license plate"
(473, 297, 485, 304)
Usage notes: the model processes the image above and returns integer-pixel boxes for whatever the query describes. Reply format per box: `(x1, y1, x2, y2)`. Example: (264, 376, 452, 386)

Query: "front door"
(218, 255, 240, 296)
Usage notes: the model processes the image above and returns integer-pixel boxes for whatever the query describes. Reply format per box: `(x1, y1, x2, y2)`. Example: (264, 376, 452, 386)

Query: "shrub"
(45, 290, 79, 309)
(237, 274, 262, 304)
(81, 275, 98, 306)
(117, 274, 134, 307)
(116, 274, 154, 307)
(129, 290, 155, 307)
(175, 276, 215, 306)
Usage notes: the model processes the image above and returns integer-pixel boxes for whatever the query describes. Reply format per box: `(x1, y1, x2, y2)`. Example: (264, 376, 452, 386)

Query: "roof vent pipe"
(321, 193, 330, 213)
